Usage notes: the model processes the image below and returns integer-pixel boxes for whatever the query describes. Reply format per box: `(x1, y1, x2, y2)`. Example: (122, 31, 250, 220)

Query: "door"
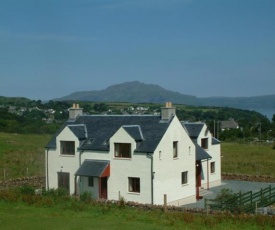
(100, 177, 108, 199)
(58, 172, 70, 192)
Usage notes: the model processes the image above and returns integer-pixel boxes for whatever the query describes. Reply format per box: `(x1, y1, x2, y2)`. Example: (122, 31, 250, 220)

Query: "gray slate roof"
(182, 122, 204, 138)
(194, 142, 212, 160)
(46, 115, 173, 153)
(75, 159, 109, 177)
(68, 124, 87, 140)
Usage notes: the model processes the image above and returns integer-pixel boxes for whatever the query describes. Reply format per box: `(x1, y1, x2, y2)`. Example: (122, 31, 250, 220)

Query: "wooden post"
(255, 202, 258, 215)
(163, 194, 167, 212)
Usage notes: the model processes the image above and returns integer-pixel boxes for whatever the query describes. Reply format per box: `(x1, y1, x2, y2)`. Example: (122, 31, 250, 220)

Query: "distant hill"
(54, 81, 275, 111)
(54, 81, 198, 104)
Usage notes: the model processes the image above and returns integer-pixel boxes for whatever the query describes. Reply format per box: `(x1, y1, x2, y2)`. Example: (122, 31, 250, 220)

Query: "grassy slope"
(0, 200, 271, 230)
(221, 142, 275, 177)
(0, 133, 51, 180)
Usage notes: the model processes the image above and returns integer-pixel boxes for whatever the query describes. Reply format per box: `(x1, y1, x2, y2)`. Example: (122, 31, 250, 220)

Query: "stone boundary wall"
(222, 173, 275, 183)
(0, 176, 45, 189)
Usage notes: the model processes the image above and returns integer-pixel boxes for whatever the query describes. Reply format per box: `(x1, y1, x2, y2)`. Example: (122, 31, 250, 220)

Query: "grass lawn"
(221, 142, 275, 177)
(0, 200, 273, 230)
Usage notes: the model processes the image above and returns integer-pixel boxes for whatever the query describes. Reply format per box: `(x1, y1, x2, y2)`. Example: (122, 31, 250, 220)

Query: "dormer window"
(60, 141, 75, 155)
(114, 143, 131, 158)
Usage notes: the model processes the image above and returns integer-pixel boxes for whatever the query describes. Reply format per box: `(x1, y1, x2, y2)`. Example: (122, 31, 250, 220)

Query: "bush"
(20, 185, 35, 195)
(80, 191, 93, 204)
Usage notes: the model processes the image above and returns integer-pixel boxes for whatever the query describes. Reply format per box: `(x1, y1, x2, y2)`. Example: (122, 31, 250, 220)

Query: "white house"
(45, 102, 221, 206)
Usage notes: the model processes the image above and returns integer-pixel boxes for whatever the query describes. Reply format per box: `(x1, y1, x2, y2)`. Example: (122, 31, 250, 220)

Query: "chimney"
(69, 103, 83, 120)
(161, 102, 176, 120)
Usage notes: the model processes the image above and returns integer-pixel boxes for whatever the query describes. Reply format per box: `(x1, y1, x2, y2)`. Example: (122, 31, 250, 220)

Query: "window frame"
(114, 143, 131, 158)
(128, 177, 140, 193)
(181, 171, 188, 185)
(173, 141, 178, 158)
(210, 162, 215, 174)
(201, 138, 208, 149)
(88, 176, 94, 187)
(60, 141, 75, 155)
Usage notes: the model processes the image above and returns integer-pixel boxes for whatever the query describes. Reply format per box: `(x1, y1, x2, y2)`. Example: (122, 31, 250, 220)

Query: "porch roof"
(75, 159, 110, 177)
(194, 143, 212, 161)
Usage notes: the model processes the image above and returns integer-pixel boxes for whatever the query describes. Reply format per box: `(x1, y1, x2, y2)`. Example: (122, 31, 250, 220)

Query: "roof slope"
(181, 122, 204, 138)
(46, 115, 173, 153)
(75, 159, 110, 177)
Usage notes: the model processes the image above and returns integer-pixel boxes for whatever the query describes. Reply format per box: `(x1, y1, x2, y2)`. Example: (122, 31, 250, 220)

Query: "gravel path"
(183, 180, 275, 209)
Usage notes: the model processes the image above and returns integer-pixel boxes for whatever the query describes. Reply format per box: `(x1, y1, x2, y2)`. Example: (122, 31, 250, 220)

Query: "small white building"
(45, 103, 221, 206)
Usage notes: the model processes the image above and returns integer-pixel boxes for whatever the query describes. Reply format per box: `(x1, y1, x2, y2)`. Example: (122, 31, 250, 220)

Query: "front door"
(100, 177, 108, 199)
(196, 161, 202, 200)
(57, 172, 70, 192)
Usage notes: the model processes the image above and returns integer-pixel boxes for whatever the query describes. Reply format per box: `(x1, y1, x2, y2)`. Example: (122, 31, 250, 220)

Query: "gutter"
(45, 148, 49, 190)
(147, 153, 154, 205)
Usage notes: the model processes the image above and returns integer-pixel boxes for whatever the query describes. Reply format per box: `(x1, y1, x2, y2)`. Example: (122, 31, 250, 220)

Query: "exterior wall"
(153, 117, 197, 205)
(196, 125, 221, 188)
(108, 128, 151, 203)
(79, 176, 99, 198)
(46, 126, 80, 194)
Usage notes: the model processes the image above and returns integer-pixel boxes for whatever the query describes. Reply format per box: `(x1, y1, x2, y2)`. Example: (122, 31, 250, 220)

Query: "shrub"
(20, 185, 35, 195)
(80, 191, 93, 204)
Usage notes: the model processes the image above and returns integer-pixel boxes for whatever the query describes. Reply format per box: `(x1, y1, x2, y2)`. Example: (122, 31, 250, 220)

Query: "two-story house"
(45, 102, 221, 206)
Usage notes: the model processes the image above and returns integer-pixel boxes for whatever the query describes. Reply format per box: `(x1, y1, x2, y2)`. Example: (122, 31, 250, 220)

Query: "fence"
(205, 185, 275, 213)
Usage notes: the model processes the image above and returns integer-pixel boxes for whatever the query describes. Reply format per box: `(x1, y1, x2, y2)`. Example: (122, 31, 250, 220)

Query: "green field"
(0, 198, 274, 230)
(0, 133, 51, 180)
(221, 142, 275, 177)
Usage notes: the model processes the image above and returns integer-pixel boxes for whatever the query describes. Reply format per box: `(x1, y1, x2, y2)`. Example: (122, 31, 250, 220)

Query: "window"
(60, 141, 75, 155)
(88, 177, 94, 187)
(114, 143, 131, 158)
(181, 171, 188, 185)
(128, 177, 140, 193)
(201, 138, 208, 149)
(210, 162, 215, 173)
(173, 141, 178, 158)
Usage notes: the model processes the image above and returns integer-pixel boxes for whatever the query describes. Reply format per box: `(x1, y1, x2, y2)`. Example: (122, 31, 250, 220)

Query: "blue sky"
(0, 0, 274, 100)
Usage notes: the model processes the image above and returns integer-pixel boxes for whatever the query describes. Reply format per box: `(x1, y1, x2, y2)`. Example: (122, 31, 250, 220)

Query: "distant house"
(45, 102, 221, 206)
(220, 118, 239, 131)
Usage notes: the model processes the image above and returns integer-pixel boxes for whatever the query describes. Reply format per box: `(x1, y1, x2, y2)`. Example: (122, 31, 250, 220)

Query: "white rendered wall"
(47, 126, 80, 194)
(197, 125, 221, 188)
(153, 117, 196, 205)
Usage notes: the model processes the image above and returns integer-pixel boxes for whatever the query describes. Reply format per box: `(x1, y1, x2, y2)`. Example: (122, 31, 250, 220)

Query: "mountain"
(54, 81, 275, 112)
(54, 81, 198, 104)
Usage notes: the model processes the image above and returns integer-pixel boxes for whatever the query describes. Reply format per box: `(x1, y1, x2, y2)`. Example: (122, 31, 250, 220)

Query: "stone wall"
(0, 176, 45, 189)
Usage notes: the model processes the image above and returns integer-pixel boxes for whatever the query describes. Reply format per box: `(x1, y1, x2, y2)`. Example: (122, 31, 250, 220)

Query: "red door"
(100, 177, 108, 199)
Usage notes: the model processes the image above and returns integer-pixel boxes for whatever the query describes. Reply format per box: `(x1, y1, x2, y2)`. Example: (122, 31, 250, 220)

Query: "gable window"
(114, 143, 131, 158)
(88, 177, 94, 187)
(60, 141, 75, 155)
(201, 138, 208, 149)
(210, 162, 215, 174)
(173, 141, 178, 158)
(128, 177, 140, 193)
(181, 171, 188, 185)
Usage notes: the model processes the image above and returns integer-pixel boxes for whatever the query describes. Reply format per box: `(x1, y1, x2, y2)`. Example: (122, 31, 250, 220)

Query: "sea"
(251, 108, 275, 121)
